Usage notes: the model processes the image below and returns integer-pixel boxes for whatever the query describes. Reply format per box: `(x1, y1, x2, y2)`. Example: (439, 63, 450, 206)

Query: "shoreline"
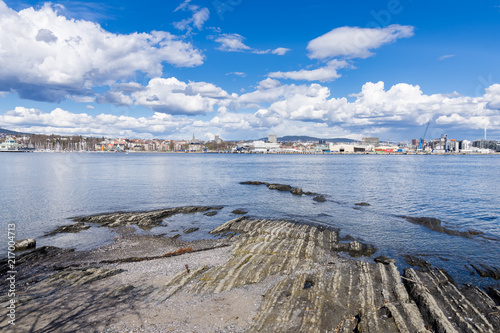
(2, 211, 499, 332)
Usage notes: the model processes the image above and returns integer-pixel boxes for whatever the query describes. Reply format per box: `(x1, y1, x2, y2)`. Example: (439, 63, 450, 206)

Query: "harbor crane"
(418, 121, 431, 150)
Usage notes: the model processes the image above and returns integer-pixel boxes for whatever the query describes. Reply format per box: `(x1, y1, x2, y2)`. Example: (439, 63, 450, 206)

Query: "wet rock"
(267, 183, 292, 191)
(14, 239, 36, 251)
(374, 255, 395, 265)
(203, 211, 218, 216)
(73, 205, 223, 230)
(355, 202, 370, 206)
(470, 263, 500, 280)
(170, 234, 181, 240)
(290, 187, 303, 195)
(313, 195, 326, 202)
(45, 222, 90, 236)
(399, 215, 480, 239)
(239, 181, 269, 186)
(183, 227, 199, 234)
(231, 209, 248, 215)
(404, 255, 431, 270)
(484, 287, 500, 305)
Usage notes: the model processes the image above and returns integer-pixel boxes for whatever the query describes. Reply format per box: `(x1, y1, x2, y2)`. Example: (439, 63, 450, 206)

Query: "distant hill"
(259, 135, 356, 143)
(0, 127, 30, 136)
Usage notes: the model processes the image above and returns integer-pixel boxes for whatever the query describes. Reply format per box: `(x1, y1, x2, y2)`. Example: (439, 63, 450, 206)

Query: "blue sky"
(0, 0, 499, 141)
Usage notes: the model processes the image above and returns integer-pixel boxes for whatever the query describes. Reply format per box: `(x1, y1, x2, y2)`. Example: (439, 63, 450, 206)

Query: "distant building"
(239, 140, 280, 153)
(268, 134, 277, 143)
(362, 137, 379, 147)
(329, 143, 366, 153)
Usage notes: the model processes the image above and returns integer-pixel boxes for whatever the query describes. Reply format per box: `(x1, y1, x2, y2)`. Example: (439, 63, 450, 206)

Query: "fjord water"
(1, 153, 499, 286)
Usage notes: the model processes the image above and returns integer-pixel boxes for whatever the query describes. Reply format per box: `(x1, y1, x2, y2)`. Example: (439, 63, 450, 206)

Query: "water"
(1, 152, 499, 286)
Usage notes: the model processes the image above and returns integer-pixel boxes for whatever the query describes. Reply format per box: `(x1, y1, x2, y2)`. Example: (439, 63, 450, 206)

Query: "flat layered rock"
(73, 205, 223, 229)
(4, 215, 498, 332)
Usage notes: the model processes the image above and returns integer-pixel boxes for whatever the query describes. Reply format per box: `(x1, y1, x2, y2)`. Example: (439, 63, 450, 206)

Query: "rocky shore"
(1, 208, 499, 332)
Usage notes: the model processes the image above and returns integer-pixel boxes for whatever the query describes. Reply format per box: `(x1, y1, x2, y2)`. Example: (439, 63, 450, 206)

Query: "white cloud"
(215, 33, 251, 52)
(0, 1, 204, 102)
(438, 54, 455, 61)
(268, 60, 348, 82)
(173, 1, 210, 32)
(272, 47, 291, 56)
(131, 77, 234, 115)
(226, 72, 247, 77)
(483, 84, 500, 109)
(307, 24, 414, 59)
(214, 33, 289, 55)
(0, 106, 193, 138)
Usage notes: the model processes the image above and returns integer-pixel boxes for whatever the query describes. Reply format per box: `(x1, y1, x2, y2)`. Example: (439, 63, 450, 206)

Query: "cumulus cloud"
(0, 106, 193, 138)
(268, 60, 348, 82)
(307, 24, 414, 59)
(131, 77, 235, 115)
(0, 1, 204, 102)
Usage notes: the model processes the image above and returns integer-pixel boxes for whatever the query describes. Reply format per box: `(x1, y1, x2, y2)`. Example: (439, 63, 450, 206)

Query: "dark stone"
(303, 192, 316, 196)
(404, 255, 431, 270)
(14, 239, 36, 251)
(239, 181, 269, 186)
(313, 195, 326, 202)
(183, 227, 199, 234)
(399, 215, 480, 239)
(267, 184, 293, 191)
(355, 202, 370, 206)
(204, 211, 218, 216)
(45, 222, 90, 236)
(470, 263, 500, 280)
(170, 234, 181, 240)
(231, 209, 248, 215)
(374, 255, 396, 265)
(290, 187, 303, 196)
(484, 287, 500, 305)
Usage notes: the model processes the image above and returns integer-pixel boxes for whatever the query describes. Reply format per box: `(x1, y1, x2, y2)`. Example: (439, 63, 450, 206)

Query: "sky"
(0, 0, 499, 141)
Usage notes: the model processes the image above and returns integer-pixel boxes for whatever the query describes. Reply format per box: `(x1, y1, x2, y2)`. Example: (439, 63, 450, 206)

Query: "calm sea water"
(1, 152, 499, 286)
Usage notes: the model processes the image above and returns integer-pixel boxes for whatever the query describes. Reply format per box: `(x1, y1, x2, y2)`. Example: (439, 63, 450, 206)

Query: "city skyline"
(0, 0, 499, 141)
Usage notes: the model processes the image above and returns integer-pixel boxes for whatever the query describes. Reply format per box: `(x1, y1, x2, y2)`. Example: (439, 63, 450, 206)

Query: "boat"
(0, 137, 35, 152)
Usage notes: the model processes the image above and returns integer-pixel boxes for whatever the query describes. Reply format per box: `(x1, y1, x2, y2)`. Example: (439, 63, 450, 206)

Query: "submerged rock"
(239, 181, 269, 186)
(203, 211, 218, 216)
(470, 263, 500, 280)
(355, 202, 370, 206)
(399, 215, 482, 239)
(313, 195, 326, 202)
(231, 209, 248, 215)
(14, 239, 36, 251)
(183, 227, 199, 234)
(45, 222, 90, 236)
